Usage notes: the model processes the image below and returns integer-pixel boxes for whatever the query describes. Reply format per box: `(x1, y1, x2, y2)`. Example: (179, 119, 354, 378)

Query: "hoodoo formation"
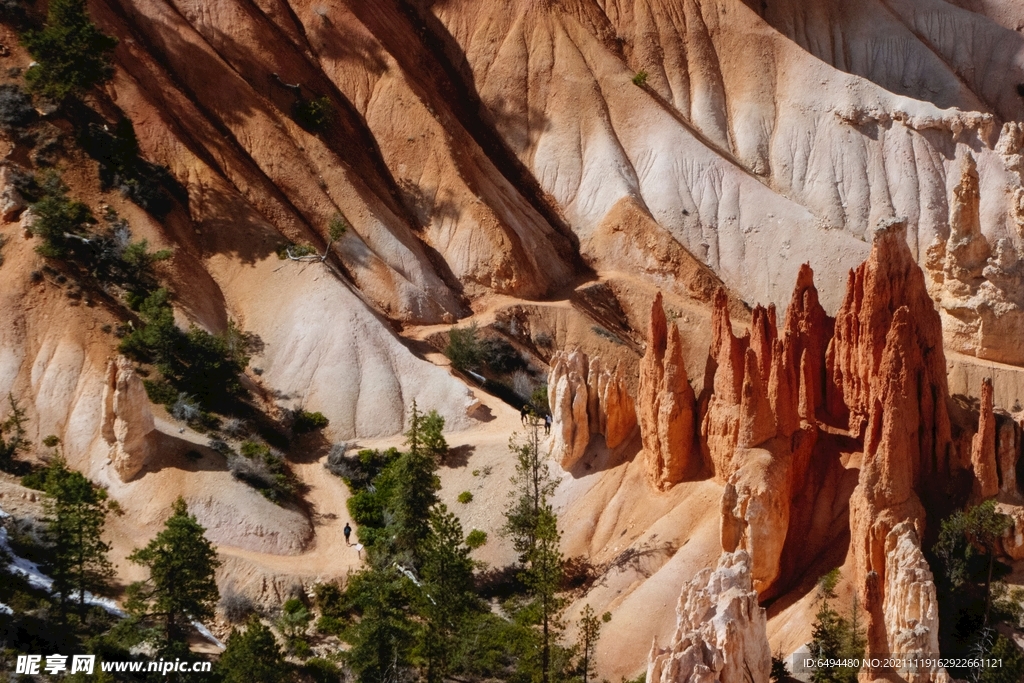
(2, 0, 1024, 681)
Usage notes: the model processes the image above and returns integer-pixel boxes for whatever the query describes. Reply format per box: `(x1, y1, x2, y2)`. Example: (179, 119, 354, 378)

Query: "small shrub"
(534, 331, 553, 348)
(170, 393, 201, 423)
(229, 443, 297, 504)
(221, 590, 257, 623)
(510, 370, 535, 400)
(277, 242, 317, 259)
(142, 378, 177, 406)
(481, 337, 525, 374)
(303, 658, 341, 683)
(445, 322, 482, 372)
(466, 529, 487, 549)
(632, 70, 648, 87)
(107, 499, 125, 516)
(222, 418, 249, 438)
(293, 409, 328, 434)
(0, 84, 34, 131)
(20, 469, 46, 491)
(457, 491, 473, 504)
(292, 95, 332, 131)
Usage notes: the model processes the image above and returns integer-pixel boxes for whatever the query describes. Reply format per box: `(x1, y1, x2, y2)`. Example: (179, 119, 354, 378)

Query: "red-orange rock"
(972, 378, 999, 499)
(639, 293, 700, 489)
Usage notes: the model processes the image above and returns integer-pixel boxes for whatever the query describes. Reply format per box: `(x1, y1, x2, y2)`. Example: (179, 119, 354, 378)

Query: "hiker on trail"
(344, 522, 352, 546)
(521, 404, 530, 425)
(544, 413, 551, 435)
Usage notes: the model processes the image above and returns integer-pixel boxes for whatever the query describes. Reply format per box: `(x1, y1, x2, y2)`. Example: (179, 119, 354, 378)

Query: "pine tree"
(342, 563, 417, 683)
(808, 570, 862, 683)
(576, 605, 610, 683)
(418, 504, 477, 683)
(126, 497, 221, 642)
(21, 0, 117, 103)
(217, 616, 289, 683)
(0, 393, 30, 471)
(503, 421, 556, 563)
(42, 455, 113, 623)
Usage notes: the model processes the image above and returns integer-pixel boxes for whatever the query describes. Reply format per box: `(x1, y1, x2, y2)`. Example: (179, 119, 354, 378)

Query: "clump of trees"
(933, 499, 1024, 682)
(322, 409, 607, 682)
(42, 455, 114, 625)
(21, 0, 117, 104)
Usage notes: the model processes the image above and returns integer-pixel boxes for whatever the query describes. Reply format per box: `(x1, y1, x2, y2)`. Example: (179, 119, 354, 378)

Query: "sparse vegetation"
(457, 490, 473, 504)
(229, 441, 299, 504)
(0, 393, 30, 472)
(632, 70, 648, 87)
(292, 95, 333, 132)
(0, 83, 34, 131)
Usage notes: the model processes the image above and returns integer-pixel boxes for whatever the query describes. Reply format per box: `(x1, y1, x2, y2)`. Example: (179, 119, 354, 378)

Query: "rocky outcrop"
(927, 151, 1024, 365)
(972, 378, 999, 499)
(833, 219, 953, 664)
(883, 523, 950, 683)
(638, 293, 698, 489)
(0, 164, 25, 222)
(549, 349, 636, 470)
(702, 289, 750, 481)
(646, 551, 770, 683)
(101, 356, 156, 481)
(997, 415, 1020, 496)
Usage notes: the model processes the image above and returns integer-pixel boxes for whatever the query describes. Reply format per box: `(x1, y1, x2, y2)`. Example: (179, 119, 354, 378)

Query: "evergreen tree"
(421, 410, 448, 463)
(42, 455, 113, 623)
(126, 497, 221, 642)
(576, 605, 610, 683)
(217, 616, 289, 683)
(342, 563, 417, 683)
(935, 499, 1013, 627)
(0, 393, 30, 471)
(21, 0, 117, 103)
(504, 422, 556, 563)
(418, 504, 477, 683)
(808, 570, 864, 683)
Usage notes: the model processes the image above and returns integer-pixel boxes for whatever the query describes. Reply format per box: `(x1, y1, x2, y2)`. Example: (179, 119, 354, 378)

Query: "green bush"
(445, 323, 481, 372)
(21, 0, 118, 103)
(632, 70, 648, 87)
(292, 96, 332, 132)
(303, 658, 341, 683)
(30, 173, 95, 258)
(466, 529, 487, 549)
(293, 409, 328, 434)
(457, 491, 473, 504)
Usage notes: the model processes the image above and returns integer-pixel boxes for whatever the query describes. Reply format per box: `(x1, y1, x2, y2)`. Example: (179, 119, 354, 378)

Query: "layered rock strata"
(101, 356, 156, 481)
(549, 349, 636, 470)
(646, 551, 771, 683)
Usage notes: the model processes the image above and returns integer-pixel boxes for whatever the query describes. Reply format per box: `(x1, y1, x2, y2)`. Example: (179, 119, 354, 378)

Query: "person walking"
(544, 413, 551, 435)
(520, 404, 530, 425)
(343, 522, 352, 546)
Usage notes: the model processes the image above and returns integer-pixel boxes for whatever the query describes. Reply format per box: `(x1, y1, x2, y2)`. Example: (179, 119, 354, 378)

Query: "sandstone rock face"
(702, 289, 750, 481)
(927, 151, 1024, 365)
(638, 293, 698, 489)
(971, 378, 999, 499)
(883, 522, 950, 683)
(997, 414, 1020, 496)
(549, 349, 636, 470)
(999, 504, 1024, 561)
(832, 219, 953, 665)
(101, 356, 156, 481)
(549, 350, 592, 470)
(646, 551, 770, 683)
